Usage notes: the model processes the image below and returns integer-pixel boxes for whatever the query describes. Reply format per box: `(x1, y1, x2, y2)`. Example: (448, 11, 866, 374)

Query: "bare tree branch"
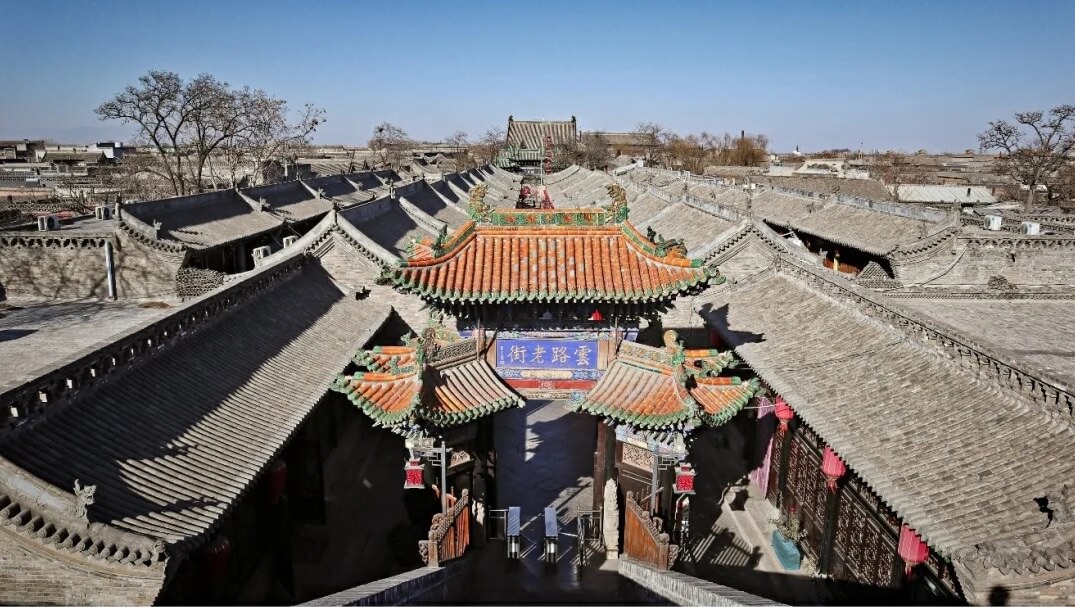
(979, 105, 1075, 212)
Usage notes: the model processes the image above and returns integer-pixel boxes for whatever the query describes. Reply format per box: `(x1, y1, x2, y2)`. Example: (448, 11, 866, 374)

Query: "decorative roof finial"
(73, 479, 96, 521)
(603, 184, 629, 223)
(467, 184, 491, 222)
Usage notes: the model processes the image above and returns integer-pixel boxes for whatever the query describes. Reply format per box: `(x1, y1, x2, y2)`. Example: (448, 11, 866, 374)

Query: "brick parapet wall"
(954, 558, 1075, 605)
(618, 558, 784, 606)
(0, 227, 184, 299)
(300, 560, 468, 606)
(0, 527, 165, 605)
(0, 255, 305, 433)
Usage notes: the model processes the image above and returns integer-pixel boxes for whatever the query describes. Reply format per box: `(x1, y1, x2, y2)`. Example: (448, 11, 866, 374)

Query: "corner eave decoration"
(570, 335, 758, 431)
(380, 208, 722, 305)
(332, 328, 523, 436)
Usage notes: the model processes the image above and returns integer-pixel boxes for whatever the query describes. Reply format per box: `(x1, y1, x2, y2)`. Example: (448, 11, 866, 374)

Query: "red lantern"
(821, 447, 846, 492)
(589, 309, 604, 322)
(203, 535, 231, 580)
(775, 397, 794, 434)
(673, 463, 696, 495)
(898, 524, 930, 578)
(404, 458, 425, 489)
(267, 460, 287, 504)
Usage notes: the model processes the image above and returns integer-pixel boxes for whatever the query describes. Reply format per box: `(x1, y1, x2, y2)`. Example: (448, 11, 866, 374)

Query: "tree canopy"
(96, 70, 323, 197)
(978, 105, 1075, 212)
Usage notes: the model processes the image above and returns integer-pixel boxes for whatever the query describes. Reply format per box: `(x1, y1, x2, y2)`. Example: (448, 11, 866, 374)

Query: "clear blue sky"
(2, 0, 1073, 152)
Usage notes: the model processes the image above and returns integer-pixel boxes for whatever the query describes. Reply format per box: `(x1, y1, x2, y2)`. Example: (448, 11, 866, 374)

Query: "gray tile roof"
(505, 117, 577, 149)
(0, 262, 391, 553)
(122, 189, 283, 249)
(751, 190, 937, 255)
(892, 296, 1075, 387)
(700, 270, 1075, 569)
(244, 181, 332, 223)
(0, 299, 171, 393)
(399, 182, 469, 229)
(341, 199, 439, 257)
(639, 202, 735, 255)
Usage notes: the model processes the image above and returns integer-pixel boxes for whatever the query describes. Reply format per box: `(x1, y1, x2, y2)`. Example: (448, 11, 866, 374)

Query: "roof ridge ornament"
(603, 184, 629, 223)
(72, 479, 96, 521)
(467, 184, 492, 222)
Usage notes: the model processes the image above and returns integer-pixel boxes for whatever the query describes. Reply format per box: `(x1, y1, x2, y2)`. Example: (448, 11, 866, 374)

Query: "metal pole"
(104, 241, 116, 300)
(440, 442, 448, 513)
(650, 456, 659, 514)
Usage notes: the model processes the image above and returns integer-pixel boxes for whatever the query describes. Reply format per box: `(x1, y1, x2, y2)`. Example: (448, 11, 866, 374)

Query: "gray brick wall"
(956, 559, 1075, 606)
(0, 230, 184, 299)
(0, 529, 165, 605)
(113, 231, 186, 298)
(894, 241, 1075, 286)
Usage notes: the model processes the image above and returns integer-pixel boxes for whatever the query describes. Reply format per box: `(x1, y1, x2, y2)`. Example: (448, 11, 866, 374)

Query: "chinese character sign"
(496, 339, 598, 370)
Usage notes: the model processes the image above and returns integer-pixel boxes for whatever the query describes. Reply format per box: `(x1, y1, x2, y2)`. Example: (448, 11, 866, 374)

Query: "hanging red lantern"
(673, 463, 696, 495)
(589, 309, 604, 322)
(774, 397, 794, 434)
(404, 458, 425, 490)
(821, 447, 846, 492)
(267, 459, 287, 504)
(203, 535, 231, 580)
(898, 524, 930, 578)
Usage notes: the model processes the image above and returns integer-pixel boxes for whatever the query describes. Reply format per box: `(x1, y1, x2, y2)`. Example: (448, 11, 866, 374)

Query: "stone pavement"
(456, 400, 653, 604)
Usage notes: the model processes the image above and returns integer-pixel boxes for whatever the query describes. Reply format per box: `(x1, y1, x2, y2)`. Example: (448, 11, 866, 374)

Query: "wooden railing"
(623, 490, 679, 571)
(420, 489, 470, 568)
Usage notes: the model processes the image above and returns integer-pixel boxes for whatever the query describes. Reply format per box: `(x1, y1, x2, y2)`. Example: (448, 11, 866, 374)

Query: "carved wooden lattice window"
(788, 433, 825, 560)
(765, 434, 781, 504)
(784, 435, 801, 509)
(831, 483, 898, 589)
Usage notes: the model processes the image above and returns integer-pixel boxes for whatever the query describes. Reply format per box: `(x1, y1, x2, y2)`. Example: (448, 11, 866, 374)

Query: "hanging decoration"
(203, 535, 231, 580)
(775, 397, 794, 435)
(898, 524, 930, 578)
(267, 459, 287, 503)
(673, 462, 697, 495)
(404, 458, 425, 490)
(821, 447, 846, 492)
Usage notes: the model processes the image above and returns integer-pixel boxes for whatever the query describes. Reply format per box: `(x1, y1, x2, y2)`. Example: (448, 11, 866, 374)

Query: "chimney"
(741, 129, 745, 140)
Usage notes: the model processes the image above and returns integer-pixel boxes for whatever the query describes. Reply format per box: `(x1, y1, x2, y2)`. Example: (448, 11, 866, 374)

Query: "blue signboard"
(496, 338, 598, 370)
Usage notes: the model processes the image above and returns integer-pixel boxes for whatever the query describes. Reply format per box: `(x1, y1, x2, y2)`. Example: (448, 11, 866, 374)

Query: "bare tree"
(473, 126, 506, 166)
(446, 130, 469, 153)
(96, 70, 323, 196)
(98, 142, 177, 202)
(978, 105, 1075, 212)
(211, 100, 323, 187)
(445, 130, 472, 169)
(580, 132, 613, 170)
(369, 122, 413, 170)
(636, 121, 667, 166)
(1056, 163, 1075, 206)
